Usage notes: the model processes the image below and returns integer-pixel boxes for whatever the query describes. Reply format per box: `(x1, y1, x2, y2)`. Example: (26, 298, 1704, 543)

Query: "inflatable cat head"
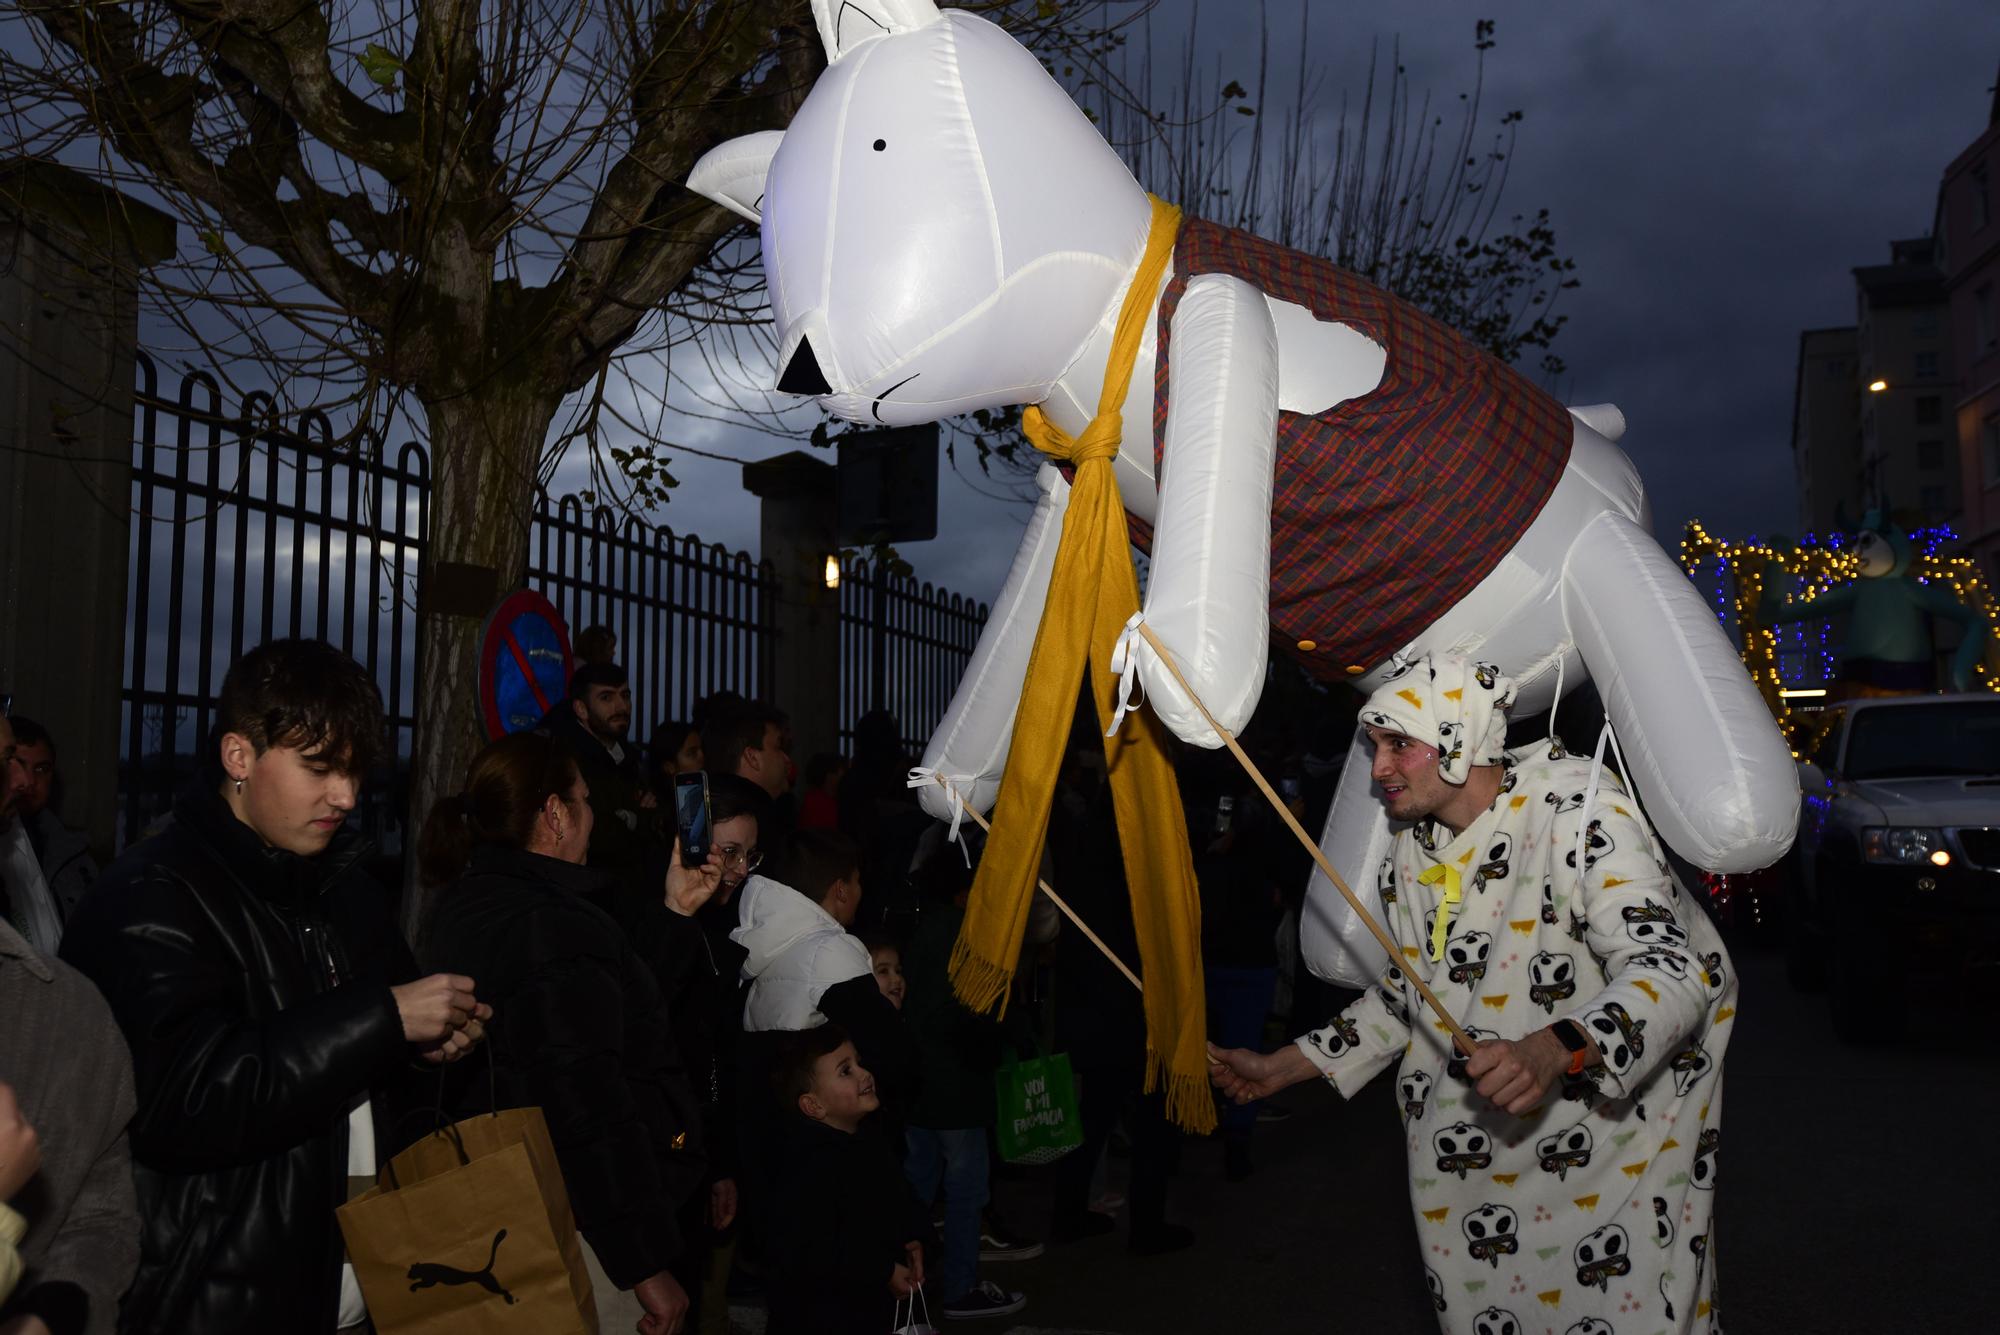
(686, 0, 1150, 425)
(1853, 506, 1913, 579)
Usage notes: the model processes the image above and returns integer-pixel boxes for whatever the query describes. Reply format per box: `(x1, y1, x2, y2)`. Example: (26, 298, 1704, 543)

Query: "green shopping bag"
(994, 1050, 1083, 1165)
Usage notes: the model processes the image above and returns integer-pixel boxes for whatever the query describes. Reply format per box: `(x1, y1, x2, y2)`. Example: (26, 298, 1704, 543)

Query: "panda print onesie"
(1298, 742, 1733, 1335)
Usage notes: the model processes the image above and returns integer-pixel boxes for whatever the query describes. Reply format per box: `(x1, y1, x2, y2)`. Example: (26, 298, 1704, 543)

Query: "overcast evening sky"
(600, 0, 2000, 609)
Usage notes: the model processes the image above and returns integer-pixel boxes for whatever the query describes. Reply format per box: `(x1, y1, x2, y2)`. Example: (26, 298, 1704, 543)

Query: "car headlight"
(1861, 826, 1944, 865)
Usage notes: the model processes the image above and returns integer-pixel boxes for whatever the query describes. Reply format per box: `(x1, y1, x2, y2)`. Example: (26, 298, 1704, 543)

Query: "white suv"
(1787, 693, 2000, 1041)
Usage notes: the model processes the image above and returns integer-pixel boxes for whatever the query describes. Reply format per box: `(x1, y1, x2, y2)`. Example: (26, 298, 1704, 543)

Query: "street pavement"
(733, 930, 1997, 1333)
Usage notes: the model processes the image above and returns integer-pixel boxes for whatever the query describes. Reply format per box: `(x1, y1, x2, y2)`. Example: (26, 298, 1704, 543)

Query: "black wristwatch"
(1551, 1019, 1591, 1076)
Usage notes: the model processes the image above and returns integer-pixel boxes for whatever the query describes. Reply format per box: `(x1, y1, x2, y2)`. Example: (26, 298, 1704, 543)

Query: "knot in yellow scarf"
(950, 196, 1214, 1134)
(1021, 403, 1125, 467)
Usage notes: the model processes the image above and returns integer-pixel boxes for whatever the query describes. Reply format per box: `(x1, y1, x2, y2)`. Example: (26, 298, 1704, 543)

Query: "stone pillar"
(742, 450, 842, 764)
(0, 162, 175, 858)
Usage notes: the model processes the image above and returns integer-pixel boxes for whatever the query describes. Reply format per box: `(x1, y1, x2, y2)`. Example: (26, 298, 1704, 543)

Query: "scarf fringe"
(947, 934, 1014, 1019)
(1147, 1045, 1218, 1135)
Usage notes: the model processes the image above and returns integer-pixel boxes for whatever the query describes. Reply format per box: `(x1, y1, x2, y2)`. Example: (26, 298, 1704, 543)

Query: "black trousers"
(1050, 1053, 1180, 1237)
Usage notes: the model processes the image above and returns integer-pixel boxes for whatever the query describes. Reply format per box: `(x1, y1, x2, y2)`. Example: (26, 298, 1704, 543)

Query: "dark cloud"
(1359, 0, 2000, 545)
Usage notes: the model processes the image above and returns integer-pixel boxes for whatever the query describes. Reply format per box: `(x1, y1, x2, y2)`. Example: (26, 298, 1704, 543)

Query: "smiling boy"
(766, 1026, 928, 1335)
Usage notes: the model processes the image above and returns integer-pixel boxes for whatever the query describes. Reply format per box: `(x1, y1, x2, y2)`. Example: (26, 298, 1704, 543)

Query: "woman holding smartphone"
(596, 773, 772, 1334)
(419, 731, 724, 1335)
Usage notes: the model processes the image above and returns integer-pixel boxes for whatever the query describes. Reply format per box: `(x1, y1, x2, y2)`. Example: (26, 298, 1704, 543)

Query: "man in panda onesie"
(1210, 654, 1732, 1335)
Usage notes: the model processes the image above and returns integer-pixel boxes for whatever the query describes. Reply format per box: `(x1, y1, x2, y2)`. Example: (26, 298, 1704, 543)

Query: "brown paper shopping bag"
(338, 1106, 598, 1335)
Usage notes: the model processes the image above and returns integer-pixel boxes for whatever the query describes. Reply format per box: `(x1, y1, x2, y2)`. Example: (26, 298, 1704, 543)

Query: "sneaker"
(979, 1225, 1045, 1262)
(942, 1280, 1027, 1320)
(1255, 1102, 1295, 1124)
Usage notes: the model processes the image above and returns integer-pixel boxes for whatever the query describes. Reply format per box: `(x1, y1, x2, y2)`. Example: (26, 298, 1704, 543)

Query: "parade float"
(1677, 513, 1998, 930)
(1678, 512, 1998, 726)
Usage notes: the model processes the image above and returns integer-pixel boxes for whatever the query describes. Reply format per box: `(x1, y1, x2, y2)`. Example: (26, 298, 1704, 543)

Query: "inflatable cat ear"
(685, 1, 944, 222)
(812, 0, 944, 60)
(686, 130, 783, 224)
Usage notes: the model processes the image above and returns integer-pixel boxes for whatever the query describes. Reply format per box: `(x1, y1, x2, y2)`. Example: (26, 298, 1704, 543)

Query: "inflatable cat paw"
(688, 0, 1798, 988)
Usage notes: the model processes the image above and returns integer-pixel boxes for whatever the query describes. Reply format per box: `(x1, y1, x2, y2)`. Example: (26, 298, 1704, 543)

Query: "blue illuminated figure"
(1762, 509, 1988, 693)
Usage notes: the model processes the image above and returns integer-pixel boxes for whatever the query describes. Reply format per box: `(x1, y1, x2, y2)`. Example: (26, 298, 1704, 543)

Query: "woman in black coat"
(589, 775, 771, 1292)
(418, 731, 722, 1335)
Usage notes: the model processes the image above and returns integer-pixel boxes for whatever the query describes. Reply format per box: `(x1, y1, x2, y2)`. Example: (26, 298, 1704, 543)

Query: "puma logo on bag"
(407, 1227, 517, 1304)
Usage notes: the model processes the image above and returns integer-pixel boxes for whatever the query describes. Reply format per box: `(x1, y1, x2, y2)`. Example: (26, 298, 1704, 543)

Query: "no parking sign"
(478, 590, 573, 739)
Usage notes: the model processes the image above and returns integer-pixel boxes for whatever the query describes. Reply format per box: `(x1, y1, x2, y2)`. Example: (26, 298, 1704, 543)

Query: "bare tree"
(0, 0, 1150, 931)
(955, 9, 1580, 493)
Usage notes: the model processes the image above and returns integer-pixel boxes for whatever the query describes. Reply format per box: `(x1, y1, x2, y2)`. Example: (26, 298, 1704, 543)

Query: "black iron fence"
(529, 494, 775, 750)
(837, 556, 989, 757)
(122, 354, 430, 846)
(118, 354, 984, 847)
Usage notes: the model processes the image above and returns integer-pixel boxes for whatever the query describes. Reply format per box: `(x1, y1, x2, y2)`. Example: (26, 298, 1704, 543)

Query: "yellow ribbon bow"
(1417, 863, 1463, 962)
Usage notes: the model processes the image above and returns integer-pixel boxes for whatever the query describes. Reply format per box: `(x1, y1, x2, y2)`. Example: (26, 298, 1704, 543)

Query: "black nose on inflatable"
(776, 337, 832, 397)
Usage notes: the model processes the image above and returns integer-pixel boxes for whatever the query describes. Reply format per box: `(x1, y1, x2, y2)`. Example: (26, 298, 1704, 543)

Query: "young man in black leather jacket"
(61, 639, 491, 1334)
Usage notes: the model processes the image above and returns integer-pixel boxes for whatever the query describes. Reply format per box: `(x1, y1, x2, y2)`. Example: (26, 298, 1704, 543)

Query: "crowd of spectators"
(0, 628, 1328, 1334)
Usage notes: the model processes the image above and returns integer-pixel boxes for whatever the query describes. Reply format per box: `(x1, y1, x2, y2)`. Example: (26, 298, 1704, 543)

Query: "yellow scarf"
(948, 196, 1214, 1134)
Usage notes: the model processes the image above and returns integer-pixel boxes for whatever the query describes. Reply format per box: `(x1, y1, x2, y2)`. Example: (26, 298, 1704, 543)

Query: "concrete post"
(0, 162, 175, 858)
(741, 450, 842, 764)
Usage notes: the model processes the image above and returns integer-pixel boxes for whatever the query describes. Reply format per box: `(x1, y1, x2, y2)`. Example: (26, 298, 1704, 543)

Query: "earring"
(233, 777, 244, 795)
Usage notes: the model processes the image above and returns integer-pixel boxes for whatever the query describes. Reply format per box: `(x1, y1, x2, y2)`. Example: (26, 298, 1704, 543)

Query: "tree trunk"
(401, 385, 560, 942)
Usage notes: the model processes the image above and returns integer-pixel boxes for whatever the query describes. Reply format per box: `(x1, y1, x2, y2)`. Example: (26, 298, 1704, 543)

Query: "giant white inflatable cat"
(688, 0, 1797, 984)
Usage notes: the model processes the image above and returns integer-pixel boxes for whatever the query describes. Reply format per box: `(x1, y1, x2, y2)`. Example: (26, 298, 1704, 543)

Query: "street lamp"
(1867, 379, 1888, 393)
(824, 554, 841, 590)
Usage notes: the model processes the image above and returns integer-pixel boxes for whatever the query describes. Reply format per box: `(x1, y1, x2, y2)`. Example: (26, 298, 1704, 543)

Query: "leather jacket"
(60, 789, 418, 1334)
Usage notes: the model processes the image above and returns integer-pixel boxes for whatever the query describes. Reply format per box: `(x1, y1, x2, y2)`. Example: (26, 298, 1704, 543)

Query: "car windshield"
(1841, 701, 2000, 780)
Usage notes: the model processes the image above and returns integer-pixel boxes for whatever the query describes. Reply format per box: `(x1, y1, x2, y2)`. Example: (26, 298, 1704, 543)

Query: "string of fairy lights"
(1678, 520, 2000, 726)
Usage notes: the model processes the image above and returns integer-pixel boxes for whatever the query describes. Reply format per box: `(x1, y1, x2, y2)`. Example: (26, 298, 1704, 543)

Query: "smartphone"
(674, 771, 712, 868)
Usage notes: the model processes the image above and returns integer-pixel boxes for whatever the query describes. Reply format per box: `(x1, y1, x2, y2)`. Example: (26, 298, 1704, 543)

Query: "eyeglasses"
(716, 843, 763, 874)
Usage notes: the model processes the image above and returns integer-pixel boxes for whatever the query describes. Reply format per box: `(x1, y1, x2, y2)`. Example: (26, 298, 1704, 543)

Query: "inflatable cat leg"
(688, 0, 1798, 988)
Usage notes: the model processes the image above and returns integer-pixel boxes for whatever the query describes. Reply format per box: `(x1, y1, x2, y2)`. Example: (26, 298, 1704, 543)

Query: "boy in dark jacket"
(766, 1026, 928, 1335)
(734, 830, 916, 1265)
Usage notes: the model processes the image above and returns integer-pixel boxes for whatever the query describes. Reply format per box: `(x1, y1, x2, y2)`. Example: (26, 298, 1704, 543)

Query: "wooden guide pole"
(1135, 622, 1475, 1055)
(925, 775, 1145, 995)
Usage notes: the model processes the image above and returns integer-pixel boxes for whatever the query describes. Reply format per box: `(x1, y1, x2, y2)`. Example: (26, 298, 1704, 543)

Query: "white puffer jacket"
(730, 875, 872, 1032)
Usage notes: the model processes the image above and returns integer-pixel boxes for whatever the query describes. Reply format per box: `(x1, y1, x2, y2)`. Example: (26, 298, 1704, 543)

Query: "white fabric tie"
(1105, 611, 1148, 737)
(1574, 722, 1615, 894)
(1549, 650, 1568, 749)
(906, 766, 974, 866)
(1571, 719, 1668, 892)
